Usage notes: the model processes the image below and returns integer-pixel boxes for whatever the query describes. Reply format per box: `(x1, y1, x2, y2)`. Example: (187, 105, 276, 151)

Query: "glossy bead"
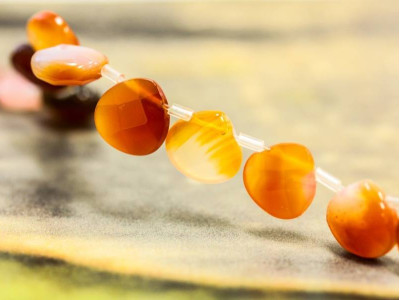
(165, 111, 242, 183)
(27, 11, 79, 50)
(10, 43, 64, 91)
(395, 212, 399, 248)
(327, 180, 397, 258)
(243, 143, 316, 219)
(31, 45, 108, 86)
(95, 78, 169, 155)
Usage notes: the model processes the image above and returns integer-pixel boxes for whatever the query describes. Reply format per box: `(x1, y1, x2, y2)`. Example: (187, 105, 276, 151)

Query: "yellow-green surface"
(0, 1, 398, 299)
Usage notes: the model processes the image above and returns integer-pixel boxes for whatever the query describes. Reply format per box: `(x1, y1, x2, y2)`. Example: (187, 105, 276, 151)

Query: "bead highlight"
(95, 78, 170, 155)
(166, 111, 242, 183)
(243, 143, 316, 219)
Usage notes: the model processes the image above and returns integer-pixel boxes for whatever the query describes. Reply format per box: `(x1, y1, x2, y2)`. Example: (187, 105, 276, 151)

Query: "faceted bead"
(10, 43, 64, 91)
(165, 111, 242, 183)
(326, 180, 397, 258)
(43, 86, 99, 127)
(95, 78, 170, 155)
(31, 45, 108, 86)
(243, 143, 316, 219)
(27, 11, 79, 51)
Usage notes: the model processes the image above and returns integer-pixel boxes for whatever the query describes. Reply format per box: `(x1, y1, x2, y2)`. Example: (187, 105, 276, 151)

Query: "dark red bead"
(10, 43, 64, 91)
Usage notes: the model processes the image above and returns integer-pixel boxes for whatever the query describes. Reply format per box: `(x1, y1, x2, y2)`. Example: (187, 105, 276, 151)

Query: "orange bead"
(166, 111, 242, 183)
(243, 143, 316, 219)
(27, 11, 79, 50)
(31, 45, 108, 86)
(95, 78, 170, 155)
(327, 180, 397, 258)
(395, 212, 399, 248)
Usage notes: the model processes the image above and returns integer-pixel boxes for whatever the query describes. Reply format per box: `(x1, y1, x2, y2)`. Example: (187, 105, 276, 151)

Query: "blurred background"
(0, 1, 398, 299)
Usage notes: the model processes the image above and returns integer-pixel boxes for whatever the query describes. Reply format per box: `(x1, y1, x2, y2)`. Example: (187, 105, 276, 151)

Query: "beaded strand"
(26, 11, 399, 259)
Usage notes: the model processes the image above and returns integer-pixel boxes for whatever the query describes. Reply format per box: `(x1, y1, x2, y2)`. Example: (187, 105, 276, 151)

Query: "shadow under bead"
(43, 86, 99, 126)
(10, 43, 65, 92)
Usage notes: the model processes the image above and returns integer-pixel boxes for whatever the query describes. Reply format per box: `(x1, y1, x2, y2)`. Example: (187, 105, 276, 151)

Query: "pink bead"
(0, 70, 41, 112)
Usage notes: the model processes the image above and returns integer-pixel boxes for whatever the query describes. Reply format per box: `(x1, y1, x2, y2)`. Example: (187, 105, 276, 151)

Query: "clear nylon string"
(100, 66, 399, 203)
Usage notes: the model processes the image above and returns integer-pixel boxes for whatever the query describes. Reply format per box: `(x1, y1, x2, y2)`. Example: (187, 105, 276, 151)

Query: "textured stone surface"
(0, 1, 398, 299)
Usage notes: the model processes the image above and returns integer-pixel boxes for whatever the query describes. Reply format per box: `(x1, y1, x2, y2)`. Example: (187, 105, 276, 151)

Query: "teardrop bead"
(95, 78, 170, 155)
(165, 111, 242, 183)
(243, 143, 316, 219)
(27, 11, 79, 50)
(31, 45, 108, 86)
(326, 180, 397, 258)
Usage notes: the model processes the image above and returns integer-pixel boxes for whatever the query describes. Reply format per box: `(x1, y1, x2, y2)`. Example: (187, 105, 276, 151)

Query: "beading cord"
(101, 64, 395, 199)
(26, 10, 399, 259)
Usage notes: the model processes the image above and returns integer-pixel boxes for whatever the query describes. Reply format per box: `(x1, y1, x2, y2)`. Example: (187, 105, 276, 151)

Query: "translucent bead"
(31, 45, 108, 86)
(395, 213, 399, 248)
(327, 180, 397, 258)
(243, 143, 316, 219)
(165, 111, 242, 183)
(27, 11, 79, 50)
(95, 78, 170, 155)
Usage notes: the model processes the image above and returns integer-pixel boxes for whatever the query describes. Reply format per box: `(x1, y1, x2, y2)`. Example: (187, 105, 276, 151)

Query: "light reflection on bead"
(327, 180, 397, 258)
(243, 143, 316, 219)
(31, 45, 108, 86)
(166, 111, 242, 183)
(27, 11, 79, 50)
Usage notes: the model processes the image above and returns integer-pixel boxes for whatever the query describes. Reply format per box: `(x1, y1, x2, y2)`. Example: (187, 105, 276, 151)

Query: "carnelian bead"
(395, 212, 399, 248)
(31, 45, 108, 86)
(95, 78, 170, 155)
(243, 143, 316, 219)
(27, 11, 79, 51)
(166, 111, 242, 183)
(327, 180, 397, 258)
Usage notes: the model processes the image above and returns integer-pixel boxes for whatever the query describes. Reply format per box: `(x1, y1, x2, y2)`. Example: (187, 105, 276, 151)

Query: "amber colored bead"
(95, 78, 170, 155)
(243, 143, 316, 219)
(27, 11, 79, 51)
(166, 111, 242, 183)
(31, 45, 108, 86)
(395, 212, 399, 248)
(10, 43, 64, 91)
(327, 180, 397, 258)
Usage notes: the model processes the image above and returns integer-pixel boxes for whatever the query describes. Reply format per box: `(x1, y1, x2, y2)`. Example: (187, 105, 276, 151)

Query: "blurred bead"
(327, 180, 397, 258)
(395, 212, 399, 248)
(166, 111, 242, 183)
(31, 45, 108, 86)
(243, 143, 316, 219)
(27, 10, 79, 51)
(10, 43, 64, 91)
(0, 70, 42, 112)
(43, 86, 98, 126)
(95, 78, 169, 155)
